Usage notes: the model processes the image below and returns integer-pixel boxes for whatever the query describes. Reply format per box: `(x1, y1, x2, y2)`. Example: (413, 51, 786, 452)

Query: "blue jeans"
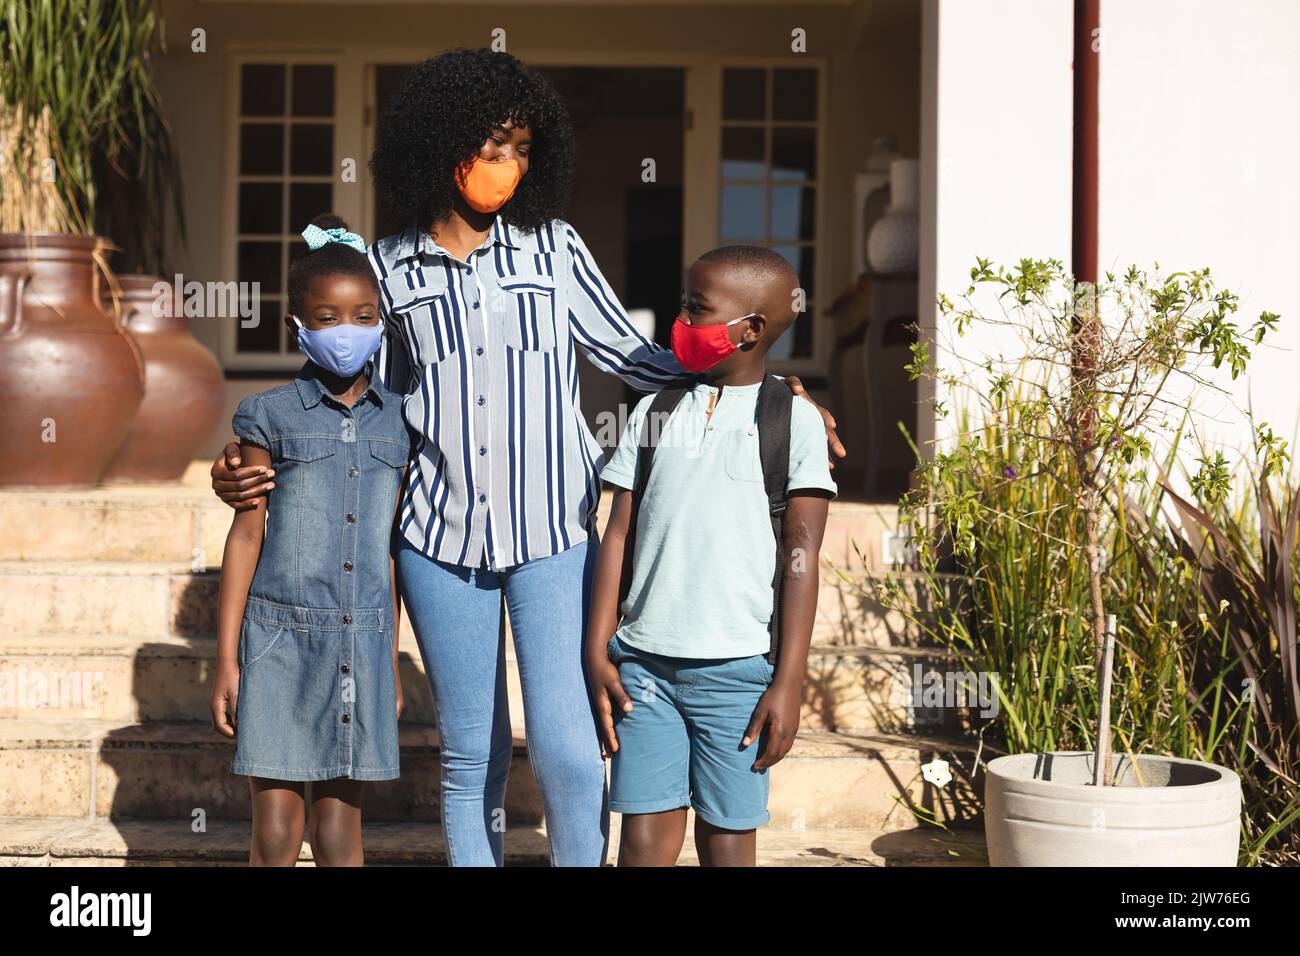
(396, 536, 608, 866)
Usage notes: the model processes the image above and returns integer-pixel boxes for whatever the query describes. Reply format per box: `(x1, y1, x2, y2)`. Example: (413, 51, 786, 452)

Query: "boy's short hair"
(697, 244, 797, 286)
(698, 244, 800, 334)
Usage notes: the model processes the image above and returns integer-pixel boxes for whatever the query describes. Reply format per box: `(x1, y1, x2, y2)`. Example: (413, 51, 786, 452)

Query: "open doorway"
(370, 64, 685, 440)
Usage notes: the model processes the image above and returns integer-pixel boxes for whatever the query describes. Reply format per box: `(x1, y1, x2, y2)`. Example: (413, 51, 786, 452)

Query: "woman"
(211, 48, 843, 866)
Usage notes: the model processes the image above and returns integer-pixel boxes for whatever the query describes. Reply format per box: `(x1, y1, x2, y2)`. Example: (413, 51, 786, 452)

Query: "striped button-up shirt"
(369, 217, 685, 569)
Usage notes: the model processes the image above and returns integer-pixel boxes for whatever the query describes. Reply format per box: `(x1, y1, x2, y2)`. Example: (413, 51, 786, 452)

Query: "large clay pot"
(984, 751, 1241, 866)
(0, 234, 145, 488)
(101, 275, 225, 483)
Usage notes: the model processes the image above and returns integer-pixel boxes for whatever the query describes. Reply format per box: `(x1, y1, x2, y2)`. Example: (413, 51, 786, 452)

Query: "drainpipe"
(1073, 0, 1112, 788)
(1073, 0, 1100, 283)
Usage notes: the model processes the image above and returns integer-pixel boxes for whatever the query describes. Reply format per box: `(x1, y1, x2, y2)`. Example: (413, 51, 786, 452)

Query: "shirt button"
(478, 446, 486, 456)
(346, 513, 356, 524)
(477, 396, 486, 406)
(342, 614, 352, 625)
(349, 466, 359, 478)
(478, 494, 486, 503)
(343, 561, 353, 572)
(341, 713, 351, 724)
(472, 300, 480, 309)
(475, 347, 484, 356)
(340, 663, 350, 674)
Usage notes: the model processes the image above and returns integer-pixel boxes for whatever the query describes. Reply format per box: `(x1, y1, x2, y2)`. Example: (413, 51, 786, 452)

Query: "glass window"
(231, 61, 336, 363)
(717, 66, 820, 360)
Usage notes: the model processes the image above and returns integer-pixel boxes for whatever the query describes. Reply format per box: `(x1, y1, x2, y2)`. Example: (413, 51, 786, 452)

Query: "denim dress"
(229, 361, 411, 781)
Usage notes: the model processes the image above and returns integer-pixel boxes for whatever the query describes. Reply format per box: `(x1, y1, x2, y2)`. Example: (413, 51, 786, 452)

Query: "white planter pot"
(984, 752, 1241, 867)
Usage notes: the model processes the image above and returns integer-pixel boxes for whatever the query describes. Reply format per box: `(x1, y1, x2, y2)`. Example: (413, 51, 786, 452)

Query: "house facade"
(155, 0, 1300, 486)
(155, 0, 923, 496)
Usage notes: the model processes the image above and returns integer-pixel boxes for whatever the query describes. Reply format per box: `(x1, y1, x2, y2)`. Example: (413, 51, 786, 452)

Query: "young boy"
(586, 245, 836, 866)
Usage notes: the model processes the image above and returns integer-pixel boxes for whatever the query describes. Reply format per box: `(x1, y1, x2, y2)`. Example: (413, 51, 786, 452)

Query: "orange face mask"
(455, 156, 522, 213)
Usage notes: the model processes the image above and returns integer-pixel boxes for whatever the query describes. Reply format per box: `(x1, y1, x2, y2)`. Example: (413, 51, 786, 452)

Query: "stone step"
(0, 815, 987, 867)
(0, 559, 932, 649)
(0, 633, 960, 734)
(0, 482, 903, 569)
(0, 718, 982, 830)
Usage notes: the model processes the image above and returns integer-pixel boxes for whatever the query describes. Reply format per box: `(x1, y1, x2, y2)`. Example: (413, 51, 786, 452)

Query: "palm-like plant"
(1, 0, 182, 268)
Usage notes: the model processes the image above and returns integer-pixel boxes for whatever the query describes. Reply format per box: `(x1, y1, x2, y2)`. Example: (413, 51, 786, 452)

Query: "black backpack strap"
(620, 385, 689, 606)
(756, 374, 793, 664)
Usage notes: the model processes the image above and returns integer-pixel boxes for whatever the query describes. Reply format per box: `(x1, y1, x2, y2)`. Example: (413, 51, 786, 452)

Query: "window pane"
(289, 182, 333, 234)
(770, 186, 815, 241)
(772, 68, 817, 121)
(291, 64, 335, 117)
(771, 126, 816, 181)
(290, 123, 333, 176)
(771, 243, 815, 359)
(238, 297, 283, 353)
(719, 184, 765, 240)
(241, 64, 285, 116)
(721, 126, 765, 180)
(240, 123, 284, 175)
(722, 68, 765, 120)
(238, 241, 282, 294)
(238, 182, 283, 235)
(772, 244, 815, 302)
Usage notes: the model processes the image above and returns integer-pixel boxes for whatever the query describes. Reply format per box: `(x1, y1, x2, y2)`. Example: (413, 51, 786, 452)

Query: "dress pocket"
(238, 618, 288, 671)
(495, 273, 557, 352)
(277, 437, 337, 463)
(368, 439, 409, 469)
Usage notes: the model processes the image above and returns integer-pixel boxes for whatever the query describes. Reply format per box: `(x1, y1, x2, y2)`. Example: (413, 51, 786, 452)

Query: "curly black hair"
(287, 214, 379, 316)
(370, 49, 574, 235)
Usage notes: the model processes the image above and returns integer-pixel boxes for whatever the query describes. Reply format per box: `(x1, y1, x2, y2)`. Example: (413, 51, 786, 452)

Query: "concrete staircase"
(0, 470, 987, 866)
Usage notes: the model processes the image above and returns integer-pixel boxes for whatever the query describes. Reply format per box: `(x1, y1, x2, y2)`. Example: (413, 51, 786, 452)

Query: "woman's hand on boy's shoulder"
(784, 376, 846, 469)
(212, 440, 276, 511)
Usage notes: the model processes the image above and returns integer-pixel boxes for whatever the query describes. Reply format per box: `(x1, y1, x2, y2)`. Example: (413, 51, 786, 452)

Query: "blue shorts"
(606, 633, 775, 830)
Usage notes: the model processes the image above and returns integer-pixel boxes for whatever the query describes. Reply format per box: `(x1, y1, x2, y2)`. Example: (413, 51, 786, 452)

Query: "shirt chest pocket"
(494, 273, 557, 352)
(383, 273, 458, 367)
(723, 429, 764, 483)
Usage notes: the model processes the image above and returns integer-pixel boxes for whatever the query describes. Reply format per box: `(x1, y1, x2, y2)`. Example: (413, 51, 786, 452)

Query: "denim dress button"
(340, 663, 350, 674)
(344, 561, 353, 572)
(342, 614, 352, 625)
(346, 513, 356, 524)
(341, 713, 351, 724)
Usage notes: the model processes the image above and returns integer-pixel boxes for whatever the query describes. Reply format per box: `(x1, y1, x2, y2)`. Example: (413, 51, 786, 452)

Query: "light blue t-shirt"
(600, 380, 837, 659)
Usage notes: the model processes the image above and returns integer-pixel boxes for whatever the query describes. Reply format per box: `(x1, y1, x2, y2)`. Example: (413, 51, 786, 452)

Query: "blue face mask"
(293, 317, 384, 377)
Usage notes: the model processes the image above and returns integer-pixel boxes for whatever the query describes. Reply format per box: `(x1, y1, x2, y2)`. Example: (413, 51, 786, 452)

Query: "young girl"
(210, 215, 410, 866)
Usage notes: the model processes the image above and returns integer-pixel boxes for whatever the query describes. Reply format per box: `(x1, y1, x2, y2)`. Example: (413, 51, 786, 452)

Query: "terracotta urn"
(0, 234, 145, 488)
(101, 274, 225, 483)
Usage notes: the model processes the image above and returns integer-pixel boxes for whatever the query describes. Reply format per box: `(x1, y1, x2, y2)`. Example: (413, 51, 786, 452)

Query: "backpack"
(627, 374, 793, 665)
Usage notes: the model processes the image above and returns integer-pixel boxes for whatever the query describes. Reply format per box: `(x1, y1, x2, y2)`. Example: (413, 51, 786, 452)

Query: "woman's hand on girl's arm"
(211, 440, 276, 511)
(783, 376, 846, 469)
(211, 442, 272, 737)
(585, 487, 636, 757)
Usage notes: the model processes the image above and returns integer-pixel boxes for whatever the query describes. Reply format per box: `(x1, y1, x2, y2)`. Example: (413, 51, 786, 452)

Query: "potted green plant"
(906, 258, 1284, 865)
(0, 0, 183, 487)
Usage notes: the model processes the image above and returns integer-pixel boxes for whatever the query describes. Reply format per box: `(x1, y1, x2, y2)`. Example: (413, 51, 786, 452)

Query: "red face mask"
(670, 312, 755, 373)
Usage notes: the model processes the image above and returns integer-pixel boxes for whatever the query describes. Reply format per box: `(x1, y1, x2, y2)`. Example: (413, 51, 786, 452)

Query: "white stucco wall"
(924, 0, 1300, 474)
(1097, 0, 1300, 460)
